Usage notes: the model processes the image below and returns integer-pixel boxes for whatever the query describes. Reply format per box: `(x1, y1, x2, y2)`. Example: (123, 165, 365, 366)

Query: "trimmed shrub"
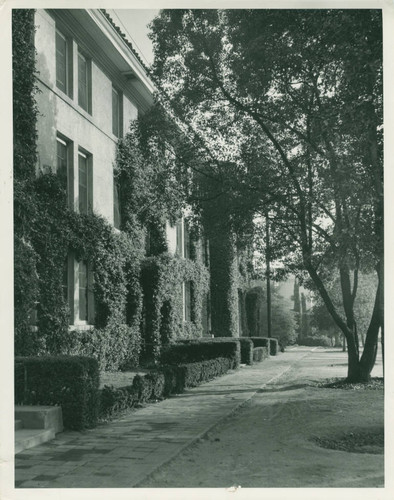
(269, 338, 279, 356)
(161, 338, 240, 369)
(239, 338, 254, 365)
(300, 336, 332, 347)
(100, 384, 137, 419)
(172, 357, 233, 388)
(15, 355, 99, 430)
(253, 346, 269, 362)
(64, 323, 141, 372)
(250, 337, 269, 349)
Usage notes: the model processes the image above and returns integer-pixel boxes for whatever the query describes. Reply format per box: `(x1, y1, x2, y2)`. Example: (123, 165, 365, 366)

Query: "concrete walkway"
(14, 347, 313, 488)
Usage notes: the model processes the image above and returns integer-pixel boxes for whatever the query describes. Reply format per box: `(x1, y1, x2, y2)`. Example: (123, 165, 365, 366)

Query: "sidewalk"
(14, 347, 311, 488)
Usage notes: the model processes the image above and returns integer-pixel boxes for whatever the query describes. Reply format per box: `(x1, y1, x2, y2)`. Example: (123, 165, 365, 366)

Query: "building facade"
(14, 8, 252, 367)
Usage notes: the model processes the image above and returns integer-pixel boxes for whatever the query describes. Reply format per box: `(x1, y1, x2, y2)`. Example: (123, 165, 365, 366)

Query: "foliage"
(13, 10, 40, 344)
(253, 346, 269, 362)
(149, 9, 383, 381)
(15, 355, 100, 430)
(310, 273, 378, 346)
(269, 337, 279, 356)
(24, 173, 145, 365)
(239, 337, 253, 365)
(141, 253, 210, 362)
(300, 336, 332, 347)
(160, 338, 240, 367)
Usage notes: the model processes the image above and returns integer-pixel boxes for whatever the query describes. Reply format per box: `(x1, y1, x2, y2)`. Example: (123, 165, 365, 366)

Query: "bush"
(167, 357, 233, 389)
(100, 384, 137, 419)
(250, 337, 269, 349)
(161, 338, 240, 369)
(253, 346, 269, 362)
(300, 336, 331, 347)
(269, 338, 279, 356)
(65, 324, 141, 372)
(239, 338, 253, 365)
(15, 355, 99, 430)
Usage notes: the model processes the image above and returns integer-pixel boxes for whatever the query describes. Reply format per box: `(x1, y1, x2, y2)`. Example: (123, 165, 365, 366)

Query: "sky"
(107, 9, 160, 66)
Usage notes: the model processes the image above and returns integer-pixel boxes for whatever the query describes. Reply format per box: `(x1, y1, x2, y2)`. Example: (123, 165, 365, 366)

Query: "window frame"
(55, 29, 73, 97)
(77, 49, 92, 114)
(78, 149, 93, 215)
(112, 87, 123, 138)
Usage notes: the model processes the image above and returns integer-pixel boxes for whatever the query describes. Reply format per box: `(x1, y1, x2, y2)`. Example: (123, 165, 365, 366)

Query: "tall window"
(78, 260, 88, 322)
(78, 51, 91, 112)
(56, 30, 70, 95)
(56, 137, 68, 190)
(113, 177, 121, 229)
(112, 87, 122, 138)
(183, 221, 191, 259)
(184, 281, 193, 322)
(78, 150, 92, 214)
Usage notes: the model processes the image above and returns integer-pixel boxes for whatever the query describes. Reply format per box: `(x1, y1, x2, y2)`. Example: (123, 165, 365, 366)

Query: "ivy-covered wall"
(13, 10, 253, 370)
(202, 198, 252, 339)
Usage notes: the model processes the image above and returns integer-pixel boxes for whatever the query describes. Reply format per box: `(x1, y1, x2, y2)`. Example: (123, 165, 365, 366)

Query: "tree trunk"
(358, 261, 382, 381)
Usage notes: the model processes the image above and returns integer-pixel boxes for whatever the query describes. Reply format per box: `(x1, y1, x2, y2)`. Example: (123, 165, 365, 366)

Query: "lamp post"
(265, 210, 272, 339)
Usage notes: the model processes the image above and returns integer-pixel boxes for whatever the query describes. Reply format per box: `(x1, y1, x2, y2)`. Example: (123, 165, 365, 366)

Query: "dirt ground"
(139, 348, 384, 488)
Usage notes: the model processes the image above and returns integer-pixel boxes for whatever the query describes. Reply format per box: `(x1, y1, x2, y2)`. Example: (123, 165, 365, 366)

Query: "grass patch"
(317, 377, 384, 390)
(312, 427, 384, 454)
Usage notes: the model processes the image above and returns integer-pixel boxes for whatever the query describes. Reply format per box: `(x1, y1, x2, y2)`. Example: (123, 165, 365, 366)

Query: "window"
(56, 135, 73, 205)
(113, 176, 121, 229)
(56, 137, 68, 190)
(183, 281, 193, 322)
(56, 30, 72, 96)
(183, 221, 191, 259)
(175, 218, 191, 258)
(176, 219, 183, 256)
(78, 51, 91, 112)
(78, 260, 88, 322)
(112, 88, 122, 138)
(78, 150, 92, 214)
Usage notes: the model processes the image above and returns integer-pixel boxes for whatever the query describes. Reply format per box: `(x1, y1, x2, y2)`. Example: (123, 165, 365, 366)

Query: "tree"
(149, 9, 383, 381)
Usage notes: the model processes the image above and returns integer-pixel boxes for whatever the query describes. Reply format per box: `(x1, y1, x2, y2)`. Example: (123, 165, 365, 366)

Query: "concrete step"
(15, 419, 23, 431)
(15, 406, 63, 433)
(15, 428, 55, 454)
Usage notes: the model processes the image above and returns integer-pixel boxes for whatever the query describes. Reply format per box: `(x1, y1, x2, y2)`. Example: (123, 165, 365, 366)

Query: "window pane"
(79, 153, 88, 214)
(185, 281, 192, 322)
(113, 179, 121, 229)
(79, 261, 88, 321)
(112, 89, 119, 137)
(176, 220, 183, 256)
(184, 222, 190, 259)
(56, 139, 68, 190)
(56, 31, 67, 93)
(78, 53, 88, 111)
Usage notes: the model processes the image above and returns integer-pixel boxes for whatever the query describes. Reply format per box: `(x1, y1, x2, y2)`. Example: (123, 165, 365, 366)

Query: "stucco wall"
(34, 9, 139, 225)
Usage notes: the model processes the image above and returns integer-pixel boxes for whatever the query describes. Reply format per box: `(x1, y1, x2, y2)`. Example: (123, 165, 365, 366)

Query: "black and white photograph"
(1, 0, 392, 497)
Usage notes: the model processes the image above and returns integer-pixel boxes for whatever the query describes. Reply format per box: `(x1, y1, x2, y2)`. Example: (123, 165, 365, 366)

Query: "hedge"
(15, 355, 99, 430)
(162, 338, 240, 369)
(253, 346, 269, 362)
(239, 338, 254, 365)
(269, 338, 279, 356)
(249, 337, 279, 356)
(99, 357, 234, 419)
(299, 336, 331, 347)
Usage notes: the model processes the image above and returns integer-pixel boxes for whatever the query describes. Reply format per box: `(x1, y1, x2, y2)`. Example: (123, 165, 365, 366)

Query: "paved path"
(14, 347, 313, 488)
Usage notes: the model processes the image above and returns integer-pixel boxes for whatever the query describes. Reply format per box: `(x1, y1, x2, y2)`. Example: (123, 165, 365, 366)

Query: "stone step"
(15, 428, 55, 454)
(15, 419, 23, 431)
(15, 406, 63, 434)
